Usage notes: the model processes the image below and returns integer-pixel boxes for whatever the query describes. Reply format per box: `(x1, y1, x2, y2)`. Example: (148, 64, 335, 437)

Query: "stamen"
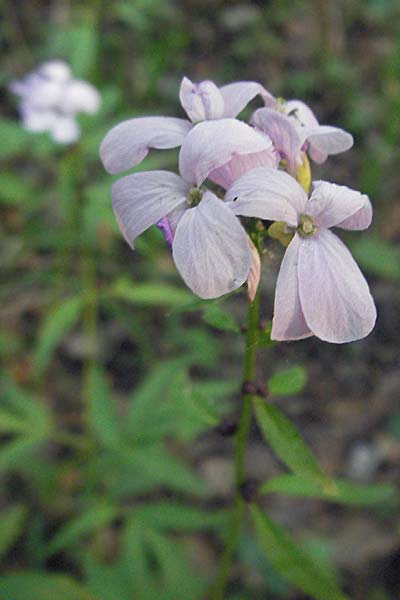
(297, 213, 317, 237)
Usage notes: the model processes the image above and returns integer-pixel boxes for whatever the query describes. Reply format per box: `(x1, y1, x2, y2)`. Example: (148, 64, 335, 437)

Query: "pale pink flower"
(109, 120, 276, 299)
(100, 77, 275, 176)
(252, 98, 353, 175)
(10, 60, 100, 144)
(226, 168, 376, 343)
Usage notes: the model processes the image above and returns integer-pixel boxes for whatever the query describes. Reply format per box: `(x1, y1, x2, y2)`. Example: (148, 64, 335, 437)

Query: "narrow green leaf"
(109, 279, 193, 307)
(45, 504, 118, 556)
(267, 366, 306, 396)
(0, 573, 97, 600)
(254, 398, 323, 480)
(251, 505, 348, 600)
(0, 504, 27, 559)
(261, 474, 396, 506)
(87, 365, 121, 448)
(33, 296, 83, 378)
(0, 119, 29, 158)
(0, 173, 32, 205)
(202, 304, 239, 333)
(0, 437, 44, 472)
(134, 502, 226, 531)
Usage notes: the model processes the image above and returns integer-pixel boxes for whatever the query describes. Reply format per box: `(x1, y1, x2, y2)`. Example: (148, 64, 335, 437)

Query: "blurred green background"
(1, 1, 400, 599)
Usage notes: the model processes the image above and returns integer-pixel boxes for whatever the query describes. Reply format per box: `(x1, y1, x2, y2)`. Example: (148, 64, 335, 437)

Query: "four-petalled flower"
(226, 168, 376, 343)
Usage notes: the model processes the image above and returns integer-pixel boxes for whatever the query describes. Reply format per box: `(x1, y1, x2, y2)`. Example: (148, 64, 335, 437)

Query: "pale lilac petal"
(251, 107, 303, 174)
(337, 196, 372, 231)
(225, 167, 307, 226)
(172, 192, 251, 299)
(271, 235, 313, 341)
(111, 171, 190, 248)
(179, 119, 273, 186)
(284, 99, 319, 129)
(100, 117, 192, 174)
(50, 116, 80, 144)
(305, 126, 354, 163)
(247, 236, 261, 303)
(21, 107, 57, 132)
(209, 148, 279, 190)
(61, 80, 101, 114)
(220, 81, 275, 118)
(179, 77, 224, 122)
(307, 181, 370, 230)
(156, 217, 174, 247)
(298, 229, 376, 343)
(39, 60, 71, 82)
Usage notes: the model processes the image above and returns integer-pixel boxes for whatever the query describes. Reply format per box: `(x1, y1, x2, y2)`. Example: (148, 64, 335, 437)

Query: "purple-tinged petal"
(20, 106, 57, 132)
(225, 167, 307, 226)
(298, 229, 376, 343)
(111, 171, 189, 248)
(337, 196, 372, 231)
(100, 116, 192, 174)
(179, 77, 224, 122)
(50, 115, 80, 144)
(156, 217, 174, 247)
(172, 191, 251, 299)
(252, 107, 303, 175)
(60, 80, 101, 115)
(284, 99, 319, 129)
(220, 81, 275, 118)
(247, 236, 261, 303)
(179, 119, 273, 186)
(307, 181, 370, 230)
(209, 147, 278, 190)
(271, 235, 313, 341)
(305, 126, 354, 163)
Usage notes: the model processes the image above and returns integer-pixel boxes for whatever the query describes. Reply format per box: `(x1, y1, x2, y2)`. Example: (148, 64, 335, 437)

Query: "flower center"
(187, 187, 202, 207)
(297, 213, 317, 237)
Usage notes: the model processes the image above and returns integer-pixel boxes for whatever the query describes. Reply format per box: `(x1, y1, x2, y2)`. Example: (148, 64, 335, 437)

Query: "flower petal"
(179, 77, 224, 122)
(172, 192, 251, 299)
(61, 80, 101, 114)
(247, 236, 261, 303)
(20, 107, 57, 132)
(305, 126, 354, 163)
(337, 196, 372, 230)
(225, 167, 307, 226)
(307, 181, 370, 230)
(220, 81, 275, 117)
(298, 229, 376, 343)
(285, 99, 319, 129)
(252, 107, 303, 174)
(51, 116, 80, 144)
(179, 119, 273, 186)
(111, 171, 190, 248)
(208, 148, 279, 190)
(100, 117, 192, 174)
(271, 235, 312, 341)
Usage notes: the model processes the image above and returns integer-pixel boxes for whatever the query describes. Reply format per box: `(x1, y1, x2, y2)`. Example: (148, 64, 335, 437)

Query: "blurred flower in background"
(9, 59, 101, 144)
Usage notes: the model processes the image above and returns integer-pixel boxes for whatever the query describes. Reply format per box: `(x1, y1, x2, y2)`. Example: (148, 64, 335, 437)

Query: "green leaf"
(114, 446, 206, 497)
(0, 437, 44, 472)
(267, 366, 306, 396)
(87, 365, 121, 448)
(261, 474, 396, 506)
(0, 119, 29, 158)
(350, 236, 400, 281)
(33, 296, 83, 378)
(45, 504, 118, 556)
(0, 504, 27, 559)
(108, 279, 193, 307)
(69, 26, 98, 78)
(133, 502, 226, 531)
(251, 505, 348, 600)
(254, 397, 323, 480)
(202, 304, 239, 332)
(0, 573, 97, 600)
(0, 173, 32, 205)
(0, 374, 51, 435)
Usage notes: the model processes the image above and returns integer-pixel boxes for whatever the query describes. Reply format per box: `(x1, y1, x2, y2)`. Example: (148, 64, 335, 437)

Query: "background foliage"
(1, 1, 399, 599)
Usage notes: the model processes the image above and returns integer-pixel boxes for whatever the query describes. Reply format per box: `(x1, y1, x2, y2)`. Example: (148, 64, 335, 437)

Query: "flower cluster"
(10, 60, 101, 144)
(100, 77, 376, 343)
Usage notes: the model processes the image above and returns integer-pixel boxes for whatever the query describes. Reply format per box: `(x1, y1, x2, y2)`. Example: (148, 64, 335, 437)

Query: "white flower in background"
(9, 60, 101, 144)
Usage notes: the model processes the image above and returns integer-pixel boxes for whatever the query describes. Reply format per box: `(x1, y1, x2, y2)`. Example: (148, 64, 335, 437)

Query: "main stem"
(211, 291, 260, 600)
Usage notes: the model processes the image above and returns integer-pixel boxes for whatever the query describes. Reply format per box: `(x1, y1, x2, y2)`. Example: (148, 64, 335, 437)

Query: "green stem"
(211, 291, 260, 600)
